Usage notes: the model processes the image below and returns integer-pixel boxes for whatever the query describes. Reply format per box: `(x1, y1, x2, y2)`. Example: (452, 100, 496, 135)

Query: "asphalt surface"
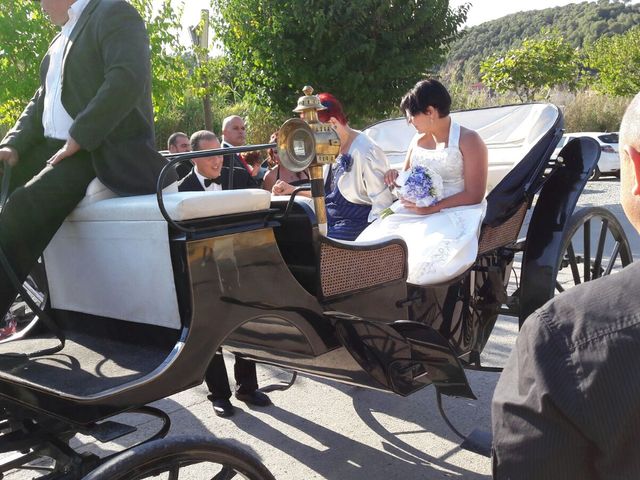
(4, 177, 638, 479)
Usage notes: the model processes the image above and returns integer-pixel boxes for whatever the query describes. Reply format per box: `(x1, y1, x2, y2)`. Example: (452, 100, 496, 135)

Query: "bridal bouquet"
(379, 166, 443, 218)
(397, 165, 444, 207)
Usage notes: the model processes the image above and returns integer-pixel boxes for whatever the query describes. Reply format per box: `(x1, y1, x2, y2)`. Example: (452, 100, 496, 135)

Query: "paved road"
(6, 178, 636, 479)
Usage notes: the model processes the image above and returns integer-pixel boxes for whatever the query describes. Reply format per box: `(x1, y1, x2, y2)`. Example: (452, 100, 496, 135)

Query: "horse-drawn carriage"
(0, 89, 632, 478)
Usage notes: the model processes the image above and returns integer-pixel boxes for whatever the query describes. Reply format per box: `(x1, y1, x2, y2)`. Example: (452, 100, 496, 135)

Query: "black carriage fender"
(520, 137, 600, 323)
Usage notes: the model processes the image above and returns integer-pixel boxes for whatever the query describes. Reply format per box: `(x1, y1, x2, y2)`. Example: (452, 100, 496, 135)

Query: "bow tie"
(204, 177, 222, 187)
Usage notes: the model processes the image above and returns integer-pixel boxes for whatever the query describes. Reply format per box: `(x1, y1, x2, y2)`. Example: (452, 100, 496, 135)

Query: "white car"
(552, 132, 619, 180)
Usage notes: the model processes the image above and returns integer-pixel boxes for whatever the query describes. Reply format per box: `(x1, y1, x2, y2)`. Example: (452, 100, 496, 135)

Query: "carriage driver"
(0, 0, 174, 325)
(492, 93, 640, 479)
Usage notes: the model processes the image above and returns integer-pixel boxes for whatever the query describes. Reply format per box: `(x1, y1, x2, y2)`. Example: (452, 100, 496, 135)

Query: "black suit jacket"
(1, 0, 174, 195)
(221, 141, 257, 189)
(178, 168, 253, 192)
(177, 171, 204, 192)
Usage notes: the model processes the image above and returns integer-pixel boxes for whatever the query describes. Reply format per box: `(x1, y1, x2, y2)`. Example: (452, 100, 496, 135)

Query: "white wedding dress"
(356, 121, 486, 285)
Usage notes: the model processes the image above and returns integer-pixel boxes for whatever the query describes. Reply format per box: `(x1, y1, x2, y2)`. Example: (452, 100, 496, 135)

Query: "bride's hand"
(401, 197, 440, 215)
(384, 169, 399, 188)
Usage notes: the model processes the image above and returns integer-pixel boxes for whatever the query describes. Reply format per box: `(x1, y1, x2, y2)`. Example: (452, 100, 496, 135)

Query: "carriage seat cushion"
(67, 188, 272, 222)
(43, 185, 271, 330)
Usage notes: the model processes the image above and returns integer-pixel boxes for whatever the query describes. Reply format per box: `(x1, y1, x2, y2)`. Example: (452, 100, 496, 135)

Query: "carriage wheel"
(0, 259, 48, 343)
(555, 207, 632, 294)
(81, 436, 276, 480)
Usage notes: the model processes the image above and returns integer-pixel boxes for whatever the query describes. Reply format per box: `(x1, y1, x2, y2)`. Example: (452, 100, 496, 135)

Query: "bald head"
(221, 115, 246, 147)
(619, 93, 640, 232)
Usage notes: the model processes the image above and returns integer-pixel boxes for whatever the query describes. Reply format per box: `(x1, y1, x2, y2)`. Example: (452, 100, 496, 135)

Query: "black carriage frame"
(0, 104, 633, 478)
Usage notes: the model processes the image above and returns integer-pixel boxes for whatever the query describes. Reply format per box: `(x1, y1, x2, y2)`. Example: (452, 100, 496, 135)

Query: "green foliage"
(154, 92, 281, 150)
(211, 0, 468, 120)
(0, 0, 189, 132)
(446, 0, 640, 80)
(0, 1, 55, 131)
(128, 0, 189, 117)
(480, 30, 580, 102)
(562, 90, 632, 132)
(586, 25, 640, 96)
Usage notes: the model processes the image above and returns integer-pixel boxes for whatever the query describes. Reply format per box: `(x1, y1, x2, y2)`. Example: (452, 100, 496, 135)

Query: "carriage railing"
(157, 143, 275, 233)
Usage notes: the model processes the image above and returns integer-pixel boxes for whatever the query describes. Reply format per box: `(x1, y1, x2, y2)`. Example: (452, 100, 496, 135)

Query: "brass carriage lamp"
(278, 86, 340, 235)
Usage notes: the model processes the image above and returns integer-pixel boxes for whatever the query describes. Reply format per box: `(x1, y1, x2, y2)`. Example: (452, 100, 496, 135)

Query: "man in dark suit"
(178, 130, 270, 417)
(167, 131, 192, 179)
(0, 0, 174, 319)
(220, 115, 257, 189)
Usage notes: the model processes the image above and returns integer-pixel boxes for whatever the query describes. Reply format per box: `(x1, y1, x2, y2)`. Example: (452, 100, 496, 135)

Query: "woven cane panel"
(478, 202, 528, 255)
(320, 243, 406, 298)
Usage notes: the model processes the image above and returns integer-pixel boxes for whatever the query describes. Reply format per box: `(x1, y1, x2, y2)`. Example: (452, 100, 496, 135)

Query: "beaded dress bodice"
(410, 121, 464, 198)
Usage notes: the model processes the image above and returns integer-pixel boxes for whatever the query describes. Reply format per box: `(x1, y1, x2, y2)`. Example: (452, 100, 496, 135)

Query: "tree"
(586, 25, 640, 96)
(0, 1, 55, 131)
(128, 0, 189, 117)
(0, 0, 188, 135)
(211, 0, 468, 120)
(480, 29, 580, 102)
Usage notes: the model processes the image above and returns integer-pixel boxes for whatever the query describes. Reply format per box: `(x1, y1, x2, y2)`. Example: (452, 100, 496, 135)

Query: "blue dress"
(324, 153, 372, 241)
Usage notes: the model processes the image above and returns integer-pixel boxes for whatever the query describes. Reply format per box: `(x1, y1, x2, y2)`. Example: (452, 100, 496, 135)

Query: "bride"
(357, 79, 488, 285)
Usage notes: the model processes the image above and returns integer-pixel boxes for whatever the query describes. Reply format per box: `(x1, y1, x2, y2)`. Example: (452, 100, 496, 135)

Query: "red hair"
(317, 92, 348, 125)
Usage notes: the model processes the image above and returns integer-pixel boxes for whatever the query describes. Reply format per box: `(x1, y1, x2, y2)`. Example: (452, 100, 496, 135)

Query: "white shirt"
(195, 169, 222, 191)
(42, 0, 91, 140)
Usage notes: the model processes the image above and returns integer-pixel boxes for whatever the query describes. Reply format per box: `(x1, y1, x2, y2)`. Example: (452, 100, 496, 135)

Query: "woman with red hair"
(272, 93, 394, 240)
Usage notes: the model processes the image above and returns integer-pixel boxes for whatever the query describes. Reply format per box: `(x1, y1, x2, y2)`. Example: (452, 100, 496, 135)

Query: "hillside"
(445, 0, 640, 76)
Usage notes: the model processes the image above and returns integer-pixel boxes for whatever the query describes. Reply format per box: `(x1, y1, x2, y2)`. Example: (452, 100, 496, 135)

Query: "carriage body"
(0, 103, 631, 478)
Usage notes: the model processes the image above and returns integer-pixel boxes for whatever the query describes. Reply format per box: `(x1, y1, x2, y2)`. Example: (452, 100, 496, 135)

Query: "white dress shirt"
(324, 132, 395, 222)
(42, 0, 91, 140)
(195, 169, 222, 191)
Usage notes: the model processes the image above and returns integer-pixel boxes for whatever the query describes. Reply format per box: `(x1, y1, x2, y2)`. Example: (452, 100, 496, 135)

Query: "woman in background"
(262, 132, 310, 192)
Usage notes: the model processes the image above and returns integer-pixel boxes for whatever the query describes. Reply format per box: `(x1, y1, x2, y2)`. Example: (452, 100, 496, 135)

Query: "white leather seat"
(43, 181, 272, 330)
(70, 188, 272, 222)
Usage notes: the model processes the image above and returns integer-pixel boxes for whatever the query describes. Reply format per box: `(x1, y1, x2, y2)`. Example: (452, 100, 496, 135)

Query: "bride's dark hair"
(400, 79, 451, 117)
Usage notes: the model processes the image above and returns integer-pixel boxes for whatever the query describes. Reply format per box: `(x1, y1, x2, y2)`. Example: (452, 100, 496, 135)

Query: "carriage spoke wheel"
(0, 260, 48, 343)
(555, 207, 632, 294)
(81, 436, 276, 480)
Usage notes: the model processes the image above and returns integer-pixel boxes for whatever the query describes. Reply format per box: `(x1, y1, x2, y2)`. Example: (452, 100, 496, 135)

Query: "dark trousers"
(0, 140, 96, 316)
(205, 348, 258, 400)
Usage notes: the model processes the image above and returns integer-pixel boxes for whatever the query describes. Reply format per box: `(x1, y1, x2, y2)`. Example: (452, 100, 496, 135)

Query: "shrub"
(562, 90, 631, 132)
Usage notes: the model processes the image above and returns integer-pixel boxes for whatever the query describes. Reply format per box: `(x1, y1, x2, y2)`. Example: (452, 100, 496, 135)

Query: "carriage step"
(330, 313, 475, 399)
(82, 420, 137, 443)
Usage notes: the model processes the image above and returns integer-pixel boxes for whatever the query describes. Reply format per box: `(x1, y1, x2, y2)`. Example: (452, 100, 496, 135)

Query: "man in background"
(167, 131, 191, 178)
(178, 130, 270, 417)
(491, 93, 640, 479)
(221, 115, 257, 188)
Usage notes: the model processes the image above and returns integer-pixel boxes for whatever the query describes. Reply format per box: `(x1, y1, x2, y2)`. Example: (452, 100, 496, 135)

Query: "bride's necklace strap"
(430, 117, 454, 149)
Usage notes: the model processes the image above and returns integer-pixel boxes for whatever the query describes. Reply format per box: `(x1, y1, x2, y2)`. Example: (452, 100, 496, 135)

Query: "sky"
(177, 0, 639, 38)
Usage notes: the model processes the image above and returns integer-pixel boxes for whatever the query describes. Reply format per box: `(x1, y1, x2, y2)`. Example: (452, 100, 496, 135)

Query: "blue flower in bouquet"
(398, 165, 443, 207)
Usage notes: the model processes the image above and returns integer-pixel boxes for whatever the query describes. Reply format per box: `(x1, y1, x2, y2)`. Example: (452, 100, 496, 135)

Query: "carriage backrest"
(363, 103, 563, 227)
